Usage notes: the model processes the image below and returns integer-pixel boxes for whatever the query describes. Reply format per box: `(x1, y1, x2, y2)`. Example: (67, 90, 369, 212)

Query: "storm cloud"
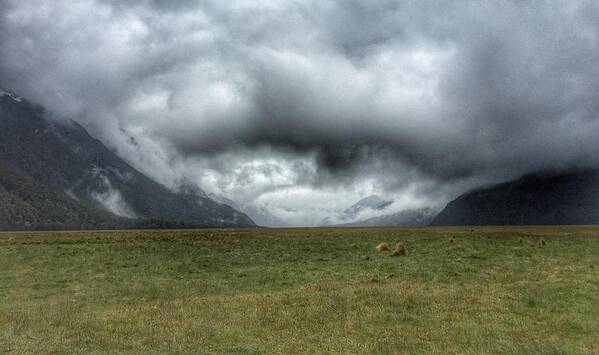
(1, 0, 599, 225)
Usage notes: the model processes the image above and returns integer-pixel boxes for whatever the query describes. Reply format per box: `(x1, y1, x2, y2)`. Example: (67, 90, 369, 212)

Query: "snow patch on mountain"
(0, 89, 23, 102)
(343, 195, 393, 218)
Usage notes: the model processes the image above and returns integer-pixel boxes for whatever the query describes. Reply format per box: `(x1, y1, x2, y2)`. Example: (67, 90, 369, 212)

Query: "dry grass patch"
(391, 241, 407, 256)
(376, 242, 389, 252)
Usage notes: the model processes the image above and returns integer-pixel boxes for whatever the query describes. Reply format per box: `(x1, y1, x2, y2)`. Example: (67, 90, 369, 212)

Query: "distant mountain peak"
(343, 194, 393, 218)
(334, 207, 435, 227)
(321, 194, 434, 227)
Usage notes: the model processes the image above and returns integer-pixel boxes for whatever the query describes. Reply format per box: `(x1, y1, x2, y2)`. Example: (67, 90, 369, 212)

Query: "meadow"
(1, 226, 598, 354)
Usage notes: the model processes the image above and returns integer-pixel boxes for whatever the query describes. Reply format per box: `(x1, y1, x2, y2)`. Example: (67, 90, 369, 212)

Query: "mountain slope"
(431, 170, 599, 226)
(335, 207, 435, 227)
(0, 88, 255, 230)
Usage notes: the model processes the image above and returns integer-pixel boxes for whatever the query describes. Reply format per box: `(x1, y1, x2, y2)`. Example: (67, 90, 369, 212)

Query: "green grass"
(1, 226, 598, 354)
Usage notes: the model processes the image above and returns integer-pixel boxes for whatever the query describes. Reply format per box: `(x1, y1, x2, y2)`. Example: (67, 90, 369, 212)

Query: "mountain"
(322, 194, 434, 227)
(335, 207, 435, 227)
(343, 195, 393, 219)
(0, 88, 255, 230)
(431, 170, 599, 226)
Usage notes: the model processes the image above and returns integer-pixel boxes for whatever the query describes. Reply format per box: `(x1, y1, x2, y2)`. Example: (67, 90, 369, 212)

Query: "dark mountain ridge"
(431, 169, 599, 226)
(0, 88, 255, 230)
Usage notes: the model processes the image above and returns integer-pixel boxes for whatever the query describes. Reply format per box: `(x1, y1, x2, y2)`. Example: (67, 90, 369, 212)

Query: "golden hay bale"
(376, 242, 389, 252)
(391, 241, 407, 256)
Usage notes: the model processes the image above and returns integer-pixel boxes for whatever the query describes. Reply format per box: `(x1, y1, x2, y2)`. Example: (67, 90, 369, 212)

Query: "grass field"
(1, 226, 598, 354)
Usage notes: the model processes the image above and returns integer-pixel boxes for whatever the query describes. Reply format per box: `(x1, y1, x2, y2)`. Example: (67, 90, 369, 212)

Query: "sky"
(1, 0, 599, 226)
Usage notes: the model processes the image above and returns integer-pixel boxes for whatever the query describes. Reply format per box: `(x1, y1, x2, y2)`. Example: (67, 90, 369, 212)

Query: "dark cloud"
(99, 0, 200, 12)
(1, 0, 599, 225)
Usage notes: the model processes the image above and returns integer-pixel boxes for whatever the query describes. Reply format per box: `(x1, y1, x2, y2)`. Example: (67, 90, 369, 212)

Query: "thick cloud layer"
(1, 0, 599, 225)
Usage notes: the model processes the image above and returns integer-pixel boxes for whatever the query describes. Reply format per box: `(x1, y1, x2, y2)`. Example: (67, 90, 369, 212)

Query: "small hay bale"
(376, 242, 389, 252)
(391, 241, 407, 256)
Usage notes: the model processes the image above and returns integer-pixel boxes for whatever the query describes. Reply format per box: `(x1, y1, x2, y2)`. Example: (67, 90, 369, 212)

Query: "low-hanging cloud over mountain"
(1, 0, 599, 226)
